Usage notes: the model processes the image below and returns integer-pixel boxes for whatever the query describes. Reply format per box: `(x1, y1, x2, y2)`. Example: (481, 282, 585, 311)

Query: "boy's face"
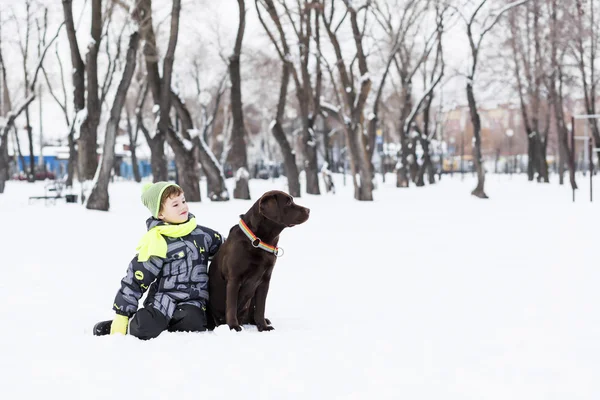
(158, 192, 189, 224)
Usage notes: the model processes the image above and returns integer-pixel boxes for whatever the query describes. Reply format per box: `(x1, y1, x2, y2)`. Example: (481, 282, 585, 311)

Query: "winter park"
(0, 0, 599, 399)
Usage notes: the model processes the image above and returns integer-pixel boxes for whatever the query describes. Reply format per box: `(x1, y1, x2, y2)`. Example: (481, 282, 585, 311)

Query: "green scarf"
(136, 217, 197, 262)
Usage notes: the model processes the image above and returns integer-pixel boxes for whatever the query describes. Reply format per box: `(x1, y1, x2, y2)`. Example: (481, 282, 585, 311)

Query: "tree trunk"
(62, 0, 85, 185)
(171, 91, 229, 201)
(527, 134, 536, 181)
(155, 0, 180, 185)
(558, 142, 565, 185)
(149, 139, 167, 182)
(87, 31, 140, 211)
(128, 82, 148, 183)
(137, 0, 168, 182)
(126, 109, 141, 183)
(195, 136, 229, 201)
(78, 0, 102, 180)
(0, 133, 9, 186)
(25, 114, 35, 181)
(272, 121, 301, 197)
(167, 93, 201, 202)
(165, 129, 201, 202)
(466, 82, 487, 198)
(65, 122, 77, 186)
(416, 139, 434, 187)
(396, 86, 412, 188)
(301, 109, 320, 195)
(272, 62, 300, 197)
(409, 136, 419, 184)
(396, 127, 410, 188)
(321, 2, 373, 201)
(538, 136, 549, 183)
(345, 123, 373, 200)
(554, 99, 576, 189)
(12, 127, 26, 180)
(229, 0, 250, 200)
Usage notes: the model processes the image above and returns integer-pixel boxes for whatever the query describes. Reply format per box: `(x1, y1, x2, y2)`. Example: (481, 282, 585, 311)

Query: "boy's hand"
(110, 314, 129, 335)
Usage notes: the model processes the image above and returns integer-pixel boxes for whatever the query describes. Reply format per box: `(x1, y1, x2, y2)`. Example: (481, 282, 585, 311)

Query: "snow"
(320, 101, 341, 113)
(182, 138, 194, 151)
(187, 128, 200, 139)
(73, 108, 88, 141)
(235, 167, 250, 181)
(1, 175, 599, 399)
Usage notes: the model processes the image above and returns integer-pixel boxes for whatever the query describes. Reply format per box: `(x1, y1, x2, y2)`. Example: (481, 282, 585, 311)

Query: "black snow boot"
(93, 320, 112, 336)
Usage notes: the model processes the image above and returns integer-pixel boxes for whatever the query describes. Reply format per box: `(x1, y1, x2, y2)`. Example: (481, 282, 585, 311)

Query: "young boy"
(93, 181, 223, 340)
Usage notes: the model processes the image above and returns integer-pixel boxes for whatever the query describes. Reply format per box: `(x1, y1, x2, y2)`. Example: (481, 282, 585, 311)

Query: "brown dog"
(207, 190, 310, 331)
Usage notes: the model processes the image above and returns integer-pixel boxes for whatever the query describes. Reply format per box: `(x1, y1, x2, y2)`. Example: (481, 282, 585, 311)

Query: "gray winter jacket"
(113, 214, 223, 319)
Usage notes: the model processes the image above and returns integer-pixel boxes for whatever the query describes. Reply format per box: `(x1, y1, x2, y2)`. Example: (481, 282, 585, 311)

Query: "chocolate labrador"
(207, 190, 310, 331)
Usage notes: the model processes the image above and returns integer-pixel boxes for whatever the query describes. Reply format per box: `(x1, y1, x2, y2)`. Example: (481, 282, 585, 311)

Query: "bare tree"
(255, 0, 310, 197)
(415, 4, 445, 186)
(0, 21, 63, 193)
(373, 0, 440, 188)
(81, 0, 102, 180)
(61, 0, 102, 182)
(257, 0, 324, 195)
(12, 1, 36, 182)
(0, 14, 17, 186)
(229, 0, 251, 199)
(366, 1, 406, 169)
(189, 73, 230, 201)
(508, 0, 550, 182)
(573, 0, 600, 165)
(547, 0, 576, 189)
(136, 0, 167, 182)
(40, 31, 76, 184)
(126, 78, 148, 183)
(321, 0, 374, 200)
(155, 0, 202, 201)
(454, 0, 531, 198)
(87, 15, 140, 211)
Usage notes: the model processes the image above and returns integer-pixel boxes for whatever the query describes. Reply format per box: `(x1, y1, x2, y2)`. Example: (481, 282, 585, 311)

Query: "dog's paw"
(257, 324, 275, 332)
(229, 324, 243, 332)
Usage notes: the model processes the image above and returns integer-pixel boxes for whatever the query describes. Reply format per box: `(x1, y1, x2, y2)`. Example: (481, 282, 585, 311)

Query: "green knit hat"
(141, 181, 181, 218)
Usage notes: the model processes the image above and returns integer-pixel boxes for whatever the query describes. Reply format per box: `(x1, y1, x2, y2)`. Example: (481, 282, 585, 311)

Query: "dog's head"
(257, 190, 310, 228)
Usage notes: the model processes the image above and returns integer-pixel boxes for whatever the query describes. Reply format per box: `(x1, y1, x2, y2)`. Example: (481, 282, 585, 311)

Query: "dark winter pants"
(129, 304, 207, 340)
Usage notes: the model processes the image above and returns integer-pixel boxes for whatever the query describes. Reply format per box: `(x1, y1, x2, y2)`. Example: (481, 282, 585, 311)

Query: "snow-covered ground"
(1, 173, 598, 399)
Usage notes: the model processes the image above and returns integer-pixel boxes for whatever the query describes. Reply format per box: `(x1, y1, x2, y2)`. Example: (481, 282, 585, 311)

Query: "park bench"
(28, 180, 67, 205)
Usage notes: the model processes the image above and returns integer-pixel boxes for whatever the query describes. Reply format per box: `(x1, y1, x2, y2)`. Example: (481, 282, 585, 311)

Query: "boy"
(93, 181, 223, 340)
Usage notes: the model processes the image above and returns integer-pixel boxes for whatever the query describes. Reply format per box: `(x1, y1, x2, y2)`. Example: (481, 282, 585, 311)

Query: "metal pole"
(589, 139, 593, 202)
(571, 116, 576, 203)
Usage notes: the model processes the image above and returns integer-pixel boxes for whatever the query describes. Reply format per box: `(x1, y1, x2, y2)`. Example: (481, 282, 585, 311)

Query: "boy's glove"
(110, 314, 129, 335)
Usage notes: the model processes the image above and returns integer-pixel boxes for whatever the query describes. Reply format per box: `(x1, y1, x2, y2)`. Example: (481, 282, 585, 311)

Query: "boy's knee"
(168, 305, 207, 333)
(129, 307, 169, 340)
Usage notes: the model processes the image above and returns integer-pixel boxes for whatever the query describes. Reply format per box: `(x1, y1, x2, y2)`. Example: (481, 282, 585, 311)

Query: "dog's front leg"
(254, 280, 274, 332)
(225, 279, 242, 331)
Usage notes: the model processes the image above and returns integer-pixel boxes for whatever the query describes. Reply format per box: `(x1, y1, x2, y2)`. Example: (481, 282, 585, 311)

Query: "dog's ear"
(258, 192, 282, 224)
